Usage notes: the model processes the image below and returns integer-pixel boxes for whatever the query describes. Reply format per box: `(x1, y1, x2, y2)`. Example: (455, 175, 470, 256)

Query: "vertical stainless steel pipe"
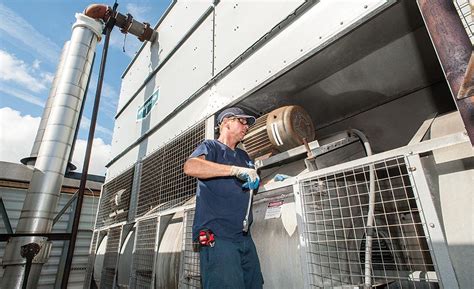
(1, 14, 104, 289)
(27, 42, 71, 165)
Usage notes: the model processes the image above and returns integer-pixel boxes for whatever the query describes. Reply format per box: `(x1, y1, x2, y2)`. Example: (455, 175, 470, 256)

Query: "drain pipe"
(350, 129, 375, 289)
(1, 13, 104, 289)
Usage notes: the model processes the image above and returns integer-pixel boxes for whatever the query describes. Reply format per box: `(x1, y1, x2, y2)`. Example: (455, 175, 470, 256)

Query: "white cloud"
(32, 59, 41, 70)
(0, 50, 49, 92)
(71, 138, 111, 176)
(0, 3, 60, 63)
(0, 107, 40, 163)
(0, 107, 111, 176)
(0, 85, 45, 107)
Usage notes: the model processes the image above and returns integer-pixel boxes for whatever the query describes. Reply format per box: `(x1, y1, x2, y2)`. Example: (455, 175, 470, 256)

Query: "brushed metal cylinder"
(1, 13, 103, 289)
(29, 42, 70, 161)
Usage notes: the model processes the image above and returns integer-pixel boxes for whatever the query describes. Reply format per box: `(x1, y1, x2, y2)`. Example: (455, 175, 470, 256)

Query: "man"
(183, 107, 264, 289)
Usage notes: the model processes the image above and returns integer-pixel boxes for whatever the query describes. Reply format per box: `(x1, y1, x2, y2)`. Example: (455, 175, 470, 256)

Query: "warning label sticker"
(264, 200, 284, 219)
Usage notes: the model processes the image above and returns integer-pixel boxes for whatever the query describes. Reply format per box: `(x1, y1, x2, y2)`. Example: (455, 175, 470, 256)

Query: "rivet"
(409, 167, 416, 172)
(429, 223, 435, 228)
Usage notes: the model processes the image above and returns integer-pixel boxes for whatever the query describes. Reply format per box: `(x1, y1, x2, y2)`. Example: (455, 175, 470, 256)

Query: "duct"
(1, 13, 104, 289)
(21, 42, 70, 167)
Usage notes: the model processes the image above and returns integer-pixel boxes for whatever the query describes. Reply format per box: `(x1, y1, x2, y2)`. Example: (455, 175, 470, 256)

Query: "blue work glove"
(273, 174, 290, 182)
(242, 175, 260, 190)
(230, 166, 260, 189)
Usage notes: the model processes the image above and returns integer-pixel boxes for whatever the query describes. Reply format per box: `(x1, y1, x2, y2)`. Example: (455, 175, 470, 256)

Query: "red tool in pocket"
(198, 229, 215, 247)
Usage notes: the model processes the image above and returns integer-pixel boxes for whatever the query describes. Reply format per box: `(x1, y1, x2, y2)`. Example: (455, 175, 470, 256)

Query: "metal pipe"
(21, 42, 70, 166)
(417, 0, 474, 145)
(350, 129, 375, 288)
(60, 15, 114, 289)
(67, 53, 95, 169)
(1, 14, 104, 289)
(84, 3, 158, 42)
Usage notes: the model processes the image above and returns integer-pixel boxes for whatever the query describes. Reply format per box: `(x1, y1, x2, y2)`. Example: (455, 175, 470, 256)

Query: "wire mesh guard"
(136, 121, 206, 217)
(299, 156, 440, 289)
(100, 226, 123, 289)
(180, 209, 201, 288)
(454, 0, 474, 44)
(96, 167, 134, 229)
(130, 217, 159, 289)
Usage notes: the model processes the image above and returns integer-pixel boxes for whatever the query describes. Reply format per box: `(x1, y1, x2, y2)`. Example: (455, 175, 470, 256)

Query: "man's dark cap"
(217, 107, 256, 125)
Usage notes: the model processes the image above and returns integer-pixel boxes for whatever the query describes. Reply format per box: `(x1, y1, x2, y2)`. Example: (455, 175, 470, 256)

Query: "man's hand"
(230, 166, 260, 189)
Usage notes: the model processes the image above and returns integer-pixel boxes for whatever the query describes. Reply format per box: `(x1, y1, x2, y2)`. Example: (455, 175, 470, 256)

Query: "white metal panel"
(157, 0, 214, 61)
(112, 14, 213, 166)
(106, 145, 140, 181)
(118, 0, 213, 113)
(146, 90, 213, 155)
(148, 13, 214, 130)
(213, 0, 304, 74)
(117, 42, 160, 112)
(110, 90, 145, 159)
(108, 90, 212, 179)
(211, 0, 391, 110)
(0, 188, 99, 289)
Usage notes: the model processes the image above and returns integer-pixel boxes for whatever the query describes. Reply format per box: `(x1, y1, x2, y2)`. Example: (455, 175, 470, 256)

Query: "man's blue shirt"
(190, 139, 255, 241)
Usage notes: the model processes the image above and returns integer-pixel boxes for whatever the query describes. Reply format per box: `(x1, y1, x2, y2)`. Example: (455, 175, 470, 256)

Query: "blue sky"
(0, 0, 171, 175)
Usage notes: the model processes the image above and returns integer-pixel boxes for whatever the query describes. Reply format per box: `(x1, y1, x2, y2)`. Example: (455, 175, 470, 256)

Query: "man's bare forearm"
(183, 157, 232, 179)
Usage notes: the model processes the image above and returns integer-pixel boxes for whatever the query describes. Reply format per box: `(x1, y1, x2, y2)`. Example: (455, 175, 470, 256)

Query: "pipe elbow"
(84, 4, 111, 21)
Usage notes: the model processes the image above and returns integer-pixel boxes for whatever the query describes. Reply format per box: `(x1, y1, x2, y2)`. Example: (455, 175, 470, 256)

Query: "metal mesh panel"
(130, 217, 159, 289)
(96, 167, 134, 229)
(299, 156, 439, 288)
(136, 121, 206, 217)
(179, 209, 201, 288)
(100, 226, 123, 289)
(83, 230, 99, 289)
(454, 0, 474, 44)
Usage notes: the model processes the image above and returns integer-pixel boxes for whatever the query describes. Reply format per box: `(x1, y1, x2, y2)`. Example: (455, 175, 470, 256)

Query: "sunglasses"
(228, 117, 249, 125)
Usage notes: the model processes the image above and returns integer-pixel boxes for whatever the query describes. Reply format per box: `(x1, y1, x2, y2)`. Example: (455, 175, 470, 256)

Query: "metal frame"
(99, 225, 123, 289)
(405, 154, 460, 289)
(128, 161, 143, 222)
(178, 208, 201, 289)
(255, 134, 359, 169)
(129, 215, 159, 289)
(291, 132, 468, 288)
(293, 180, 312, 289)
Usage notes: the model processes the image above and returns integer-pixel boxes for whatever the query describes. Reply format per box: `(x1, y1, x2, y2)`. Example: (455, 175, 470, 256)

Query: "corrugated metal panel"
(0, 187, 99, 289)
